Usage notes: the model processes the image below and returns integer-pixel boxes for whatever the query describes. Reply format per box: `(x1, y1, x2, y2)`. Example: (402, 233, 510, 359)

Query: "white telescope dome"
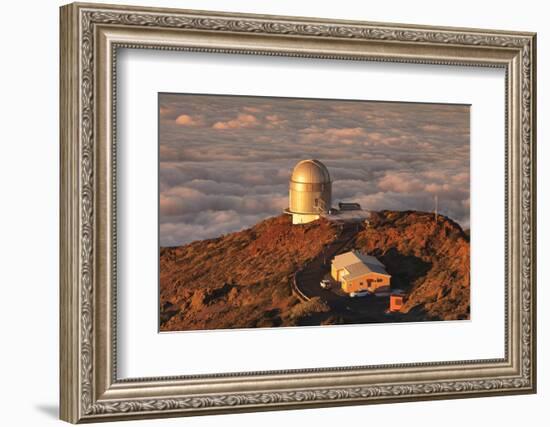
(291, 159, 332, 184)
(286, 159, 332, 224)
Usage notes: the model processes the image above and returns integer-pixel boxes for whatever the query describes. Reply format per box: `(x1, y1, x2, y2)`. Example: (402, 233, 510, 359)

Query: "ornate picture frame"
(60, 2, 536, 423)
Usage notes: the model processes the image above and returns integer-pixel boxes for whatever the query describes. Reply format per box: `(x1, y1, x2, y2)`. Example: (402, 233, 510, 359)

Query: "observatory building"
(331, 251, 391, 295)
(285, 159, 332, 224)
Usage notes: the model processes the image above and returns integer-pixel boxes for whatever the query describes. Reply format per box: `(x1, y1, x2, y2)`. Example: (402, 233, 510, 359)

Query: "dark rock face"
(159, 210, 470, 331)
(355, 211, 470, 320)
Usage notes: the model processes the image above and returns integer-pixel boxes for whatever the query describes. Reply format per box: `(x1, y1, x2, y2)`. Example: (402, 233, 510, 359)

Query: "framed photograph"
(60, 2, 537, 423)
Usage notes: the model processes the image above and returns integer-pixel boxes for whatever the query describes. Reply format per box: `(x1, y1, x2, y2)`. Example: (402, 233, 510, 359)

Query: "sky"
(159, 93, 470, 247)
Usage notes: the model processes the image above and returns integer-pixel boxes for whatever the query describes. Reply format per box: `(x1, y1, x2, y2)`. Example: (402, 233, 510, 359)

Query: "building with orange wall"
(331, 251, 391, 294)
(389, 294, 405, 312)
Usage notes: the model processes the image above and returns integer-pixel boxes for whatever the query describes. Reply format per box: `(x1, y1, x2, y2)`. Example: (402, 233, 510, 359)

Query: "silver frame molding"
(60, 2, 537, 423)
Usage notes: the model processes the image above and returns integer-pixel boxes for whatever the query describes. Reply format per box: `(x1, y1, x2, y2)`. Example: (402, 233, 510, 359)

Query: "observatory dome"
(291, 159, 332, 185)
(286, 159, 332, 225)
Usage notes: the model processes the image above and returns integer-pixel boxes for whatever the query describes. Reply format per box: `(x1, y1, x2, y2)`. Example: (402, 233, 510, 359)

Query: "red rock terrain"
(160, 215, 339, 331)
(160, 211, 470, 331)
(355, 211, 470, 320)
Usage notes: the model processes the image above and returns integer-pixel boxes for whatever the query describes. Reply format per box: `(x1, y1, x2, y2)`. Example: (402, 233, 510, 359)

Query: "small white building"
(331, 250, 391, 294)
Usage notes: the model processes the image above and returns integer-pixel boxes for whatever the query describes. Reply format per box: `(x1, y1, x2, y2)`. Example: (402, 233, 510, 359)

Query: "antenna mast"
(434, 194, 438, 223)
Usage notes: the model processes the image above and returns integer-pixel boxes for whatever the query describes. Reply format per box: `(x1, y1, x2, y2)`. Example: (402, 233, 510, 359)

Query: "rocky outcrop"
(160, 215, 340, 331)
(354, 210, 470, 320)
(160, 210, 470, 331)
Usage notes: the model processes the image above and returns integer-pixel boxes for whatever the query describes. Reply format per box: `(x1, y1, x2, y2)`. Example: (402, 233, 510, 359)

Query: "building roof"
(321, 209, 371, 223)
(333, 250, 390, 280)
(290, 159, 331, 184)
(332, 250, 383, 269)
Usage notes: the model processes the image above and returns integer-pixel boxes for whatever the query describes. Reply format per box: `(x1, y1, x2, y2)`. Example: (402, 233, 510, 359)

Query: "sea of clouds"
(159, 94, 470, 246)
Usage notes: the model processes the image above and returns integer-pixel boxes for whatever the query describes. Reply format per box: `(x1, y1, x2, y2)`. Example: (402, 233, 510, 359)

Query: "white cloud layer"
(159, 94, 470, 246)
